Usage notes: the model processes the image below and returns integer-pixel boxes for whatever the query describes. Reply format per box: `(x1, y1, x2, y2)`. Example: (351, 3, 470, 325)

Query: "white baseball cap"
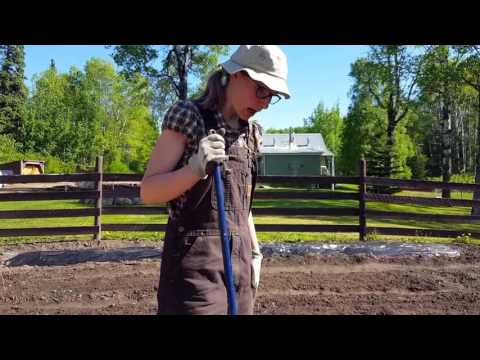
(221, 45, 290, 99)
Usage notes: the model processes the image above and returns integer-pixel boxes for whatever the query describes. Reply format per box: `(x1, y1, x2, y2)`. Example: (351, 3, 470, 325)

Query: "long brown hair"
(195, 68, 229, 112)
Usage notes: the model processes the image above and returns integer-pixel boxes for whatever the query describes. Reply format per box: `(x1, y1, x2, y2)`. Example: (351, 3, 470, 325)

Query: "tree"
(108, 45, 229, 127)
(338, 98, 373, 176)
(418, 46, 462, 198)
(0, 45, 28, 145)
(405, 100, 439, 178)
(0, 134, 20, 163)
(454, 46, 480, 214)
(339, 88, 386, 176)
(23, 58, 158, 173)
(350, 46, 423, 178)
(340, 63, 416, 185)
(303, 102, 343, 155)
(80, 58, 156, 172)
(266, 125, 308, 134)
(23, 64, 70, 157)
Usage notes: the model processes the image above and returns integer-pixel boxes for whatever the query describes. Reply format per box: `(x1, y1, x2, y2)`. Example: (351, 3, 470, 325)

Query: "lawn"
(1, 185, 479, 245)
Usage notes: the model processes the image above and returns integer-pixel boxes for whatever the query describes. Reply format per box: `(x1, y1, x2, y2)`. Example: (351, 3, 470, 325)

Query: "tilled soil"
(1, 240, 480, 315)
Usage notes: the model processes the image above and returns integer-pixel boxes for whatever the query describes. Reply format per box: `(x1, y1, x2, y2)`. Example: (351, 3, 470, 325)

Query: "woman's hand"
(188, 133, 228, 179)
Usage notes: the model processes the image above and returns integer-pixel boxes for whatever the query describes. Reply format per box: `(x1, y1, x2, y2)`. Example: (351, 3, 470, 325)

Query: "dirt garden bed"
(1, 240, 480, 315)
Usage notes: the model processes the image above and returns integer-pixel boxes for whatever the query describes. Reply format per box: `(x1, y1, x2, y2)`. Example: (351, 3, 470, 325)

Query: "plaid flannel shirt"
(161, 100, 262, 221)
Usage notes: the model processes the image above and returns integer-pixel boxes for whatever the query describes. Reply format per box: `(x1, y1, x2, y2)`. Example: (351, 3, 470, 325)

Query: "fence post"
(94, 156, 103, 241)
(359, 157, 367, 241)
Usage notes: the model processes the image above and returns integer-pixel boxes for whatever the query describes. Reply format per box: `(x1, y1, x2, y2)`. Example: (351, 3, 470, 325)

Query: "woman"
(141, 45, 290, 315)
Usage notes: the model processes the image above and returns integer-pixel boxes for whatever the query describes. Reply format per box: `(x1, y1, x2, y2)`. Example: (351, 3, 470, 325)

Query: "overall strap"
(185, 101, 219, 212)
(249, 123, 259, 213)
(193, 101, 257, 213)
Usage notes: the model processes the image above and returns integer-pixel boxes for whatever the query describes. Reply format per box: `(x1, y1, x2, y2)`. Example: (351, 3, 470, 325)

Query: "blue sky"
(24, 45, 370, 130)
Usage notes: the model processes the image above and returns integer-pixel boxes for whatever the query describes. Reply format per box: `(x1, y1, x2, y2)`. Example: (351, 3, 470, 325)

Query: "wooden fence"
(1, 156, 480, 241)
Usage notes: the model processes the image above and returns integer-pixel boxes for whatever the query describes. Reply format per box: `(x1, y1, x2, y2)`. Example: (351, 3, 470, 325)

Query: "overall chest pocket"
(211, 146, 252, 211)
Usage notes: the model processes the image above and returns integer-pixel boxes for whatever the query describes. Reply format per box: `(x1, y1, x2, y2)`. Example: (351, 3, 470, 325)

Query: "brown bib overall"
(157, 104, 258, 315)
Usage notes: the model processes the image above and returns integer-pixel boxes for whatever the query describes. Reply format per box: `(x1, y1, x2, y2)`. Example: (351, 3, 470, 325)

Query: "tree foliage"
(108, 45, 229, 127)
(20, 58, 157, 173)
(303, 102, 343, 155)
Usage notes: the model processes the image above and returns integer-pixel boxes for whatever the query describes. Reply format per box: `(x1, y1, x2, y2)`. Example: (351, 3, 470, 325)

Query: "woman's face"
(228, 71, 279, 121)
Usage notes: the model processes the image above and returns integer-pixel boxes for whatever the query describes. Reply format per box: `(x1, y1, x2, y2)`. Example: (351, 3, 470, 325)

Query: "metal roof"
(260, 133, 334, 156)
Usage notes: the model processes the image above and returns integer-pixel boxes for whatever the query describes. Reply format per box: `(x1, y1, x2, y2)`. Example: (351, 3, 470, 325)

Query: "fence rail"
(0, 190, 99, 202)
(1, 156, 479, 241)
(366, 209, 480, 223)
(257, 175, 360, 185)
(368, 227, 480, 239)
(255, 192, 359, 200)
(0, 226, 99, 237)
(0, 173, 100, 184)
(102, 224, 166, 232)
(102, 207, 167, 215)
(252, 207, 359, 216)
(0, 208, 99, 219)
(254, 224, 360, 232)
(364, 193, 480, 207)
(366, 176, 480, 192)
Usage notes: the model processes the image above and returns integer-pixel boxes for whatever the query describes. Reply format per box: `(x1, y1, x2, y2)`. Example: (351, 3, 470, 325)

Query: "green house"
(257, 132, 334, 177)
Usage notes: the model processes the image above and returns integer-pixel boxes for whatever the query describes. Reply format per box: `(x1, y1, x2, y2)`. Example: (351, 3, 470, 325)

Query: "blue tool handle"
(213, 164, 237, 315)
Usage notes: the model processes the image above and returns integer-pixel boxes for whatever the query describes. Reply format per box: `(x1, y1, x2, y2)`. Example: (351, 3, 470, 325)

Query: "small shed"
(257, 131, 335, 177)
(0, 160, 45, 175)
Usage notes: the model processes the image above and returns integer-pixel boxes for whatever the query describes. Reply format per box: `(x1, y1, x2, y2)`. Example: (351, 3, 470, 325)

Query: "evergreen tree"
(0, 45, 28, 145)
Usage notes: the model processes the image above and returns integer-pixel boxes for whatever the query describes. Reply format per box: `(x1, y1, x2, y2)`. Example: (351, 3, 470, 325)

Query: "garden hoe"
(209, 129, 237, 315)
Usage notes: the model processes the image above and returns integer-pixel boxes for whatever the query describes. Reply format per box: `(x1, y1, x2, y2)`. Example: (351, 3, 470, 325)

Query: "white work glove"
(251, 247, 263, 289)
(188, 133, 228, 179)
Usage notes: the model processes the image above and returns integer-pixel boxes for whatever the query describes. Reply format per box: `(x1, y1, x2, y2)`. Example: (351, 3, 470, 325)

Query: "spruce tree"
(0, 45, 28, 145)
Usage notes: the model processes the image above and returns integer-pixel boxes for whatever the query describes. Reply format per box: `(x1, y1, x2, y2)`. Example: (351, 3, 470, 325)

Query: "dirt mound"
(1, 241, 480, 315)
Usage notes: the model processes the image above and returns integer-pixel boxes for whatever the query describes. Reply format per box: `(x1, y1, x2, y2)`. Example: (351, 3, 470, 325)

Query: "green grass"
(1, 186, 480, 245)
(427, 173, 475, 184)
(0, 200, 168, 244)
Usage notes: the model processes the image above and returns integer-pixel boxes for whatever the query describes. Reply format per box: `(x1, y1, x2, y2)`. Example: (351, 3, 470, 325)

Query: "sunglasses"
(242, 72, 281, 105)
(255, 83, 282, 105)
